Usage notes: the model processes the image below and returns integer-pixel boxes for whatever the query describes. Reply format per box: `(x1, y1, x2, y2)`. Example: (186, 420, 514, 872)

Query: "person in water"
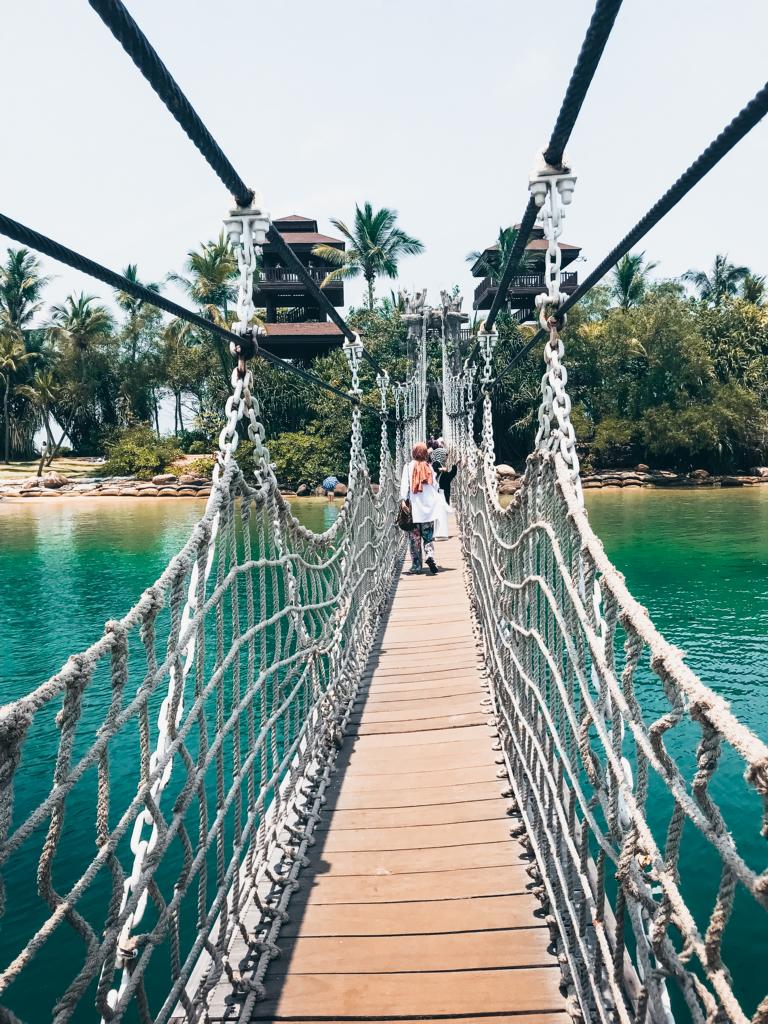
(400, 441, 440, 575)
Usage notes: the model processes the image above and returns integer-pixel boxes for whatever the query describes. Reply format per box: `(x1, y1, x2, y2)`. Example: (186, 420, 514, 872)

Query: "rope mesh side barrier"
(443, 148, 768, 1021)
(0, 329, 403, 1022)
(445, 378, 768, 1024)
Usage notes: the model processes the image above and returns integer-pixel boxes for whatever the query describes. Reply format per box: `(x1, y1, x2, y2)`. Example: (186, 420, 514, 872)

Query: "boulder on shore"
(748, 466, 768, 479)
(296, 483, 311, 497)
(152, 473, 177, 485)
(179, 473, 207, 485)
(495, 464, 517, 478)
(720, 476, 745, 488)
(334, 482, 348, 497)
(635, 464, 650, 472)
(689, 469, 710, 481)
(41, 472, 70, 489)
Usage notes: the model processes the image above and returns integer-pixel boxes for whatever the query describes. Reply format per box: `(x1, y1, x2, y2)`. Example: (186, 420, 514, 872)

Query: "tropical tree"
(466, 226, 537, 282)
(0, 334, 37, 461)
(0, 248, 50, 459)
(114, 264, 162, 423)
(15, 367, 61, 454)
(741, 271, 766, 306)
(48, 294, 114, 455)
(167, 234, 238, 380)
(610, 251, 659, 310)
(313, 203, 424, 310)
(682, 254, 749, 305)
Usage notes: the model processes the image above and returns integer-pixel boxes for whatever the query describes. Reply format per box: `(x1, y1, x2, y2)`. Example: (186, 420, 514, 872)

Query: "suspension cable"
(0, 211, 377, 411)
(492, 78, 768, 388)
(476, 0, 624, 342)
(86, 0, 385, 376)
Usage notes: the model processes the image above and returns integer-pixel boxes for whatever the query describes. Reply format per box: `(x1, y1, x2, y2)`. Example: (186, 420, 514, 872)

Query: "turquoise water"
(1, 489, 766, 1019)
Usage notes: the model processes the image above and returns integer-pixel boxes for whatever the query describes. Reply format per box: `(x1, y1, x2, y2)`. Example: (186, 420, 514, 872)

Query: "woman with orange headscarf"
(399, 441, 440, 575)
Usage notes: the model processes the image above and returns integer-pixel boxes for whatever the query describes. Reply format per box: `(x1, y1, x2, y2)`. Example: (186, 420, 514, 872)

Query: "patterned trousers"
(408, 521, 435, 570)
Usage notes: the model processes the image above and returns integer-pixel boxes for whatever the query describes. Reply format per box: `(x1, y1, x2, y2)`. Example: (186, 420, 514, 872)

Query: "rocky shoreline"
(0, 471, 212, 499)
(494, 463, 768, 494)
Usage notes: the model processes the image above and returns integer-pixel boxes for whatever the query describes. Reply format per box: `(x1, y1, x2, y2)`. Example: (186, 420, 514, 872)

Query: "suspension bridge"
(1, 2, 768, 1022)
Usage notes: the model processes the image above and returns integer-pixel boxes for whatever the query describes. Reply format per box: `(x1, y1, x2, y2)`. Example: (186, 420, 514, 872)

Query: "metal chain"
(376, 370, 391, 487)
(478, 325, 498, 492)
(530, 156, 582, 501)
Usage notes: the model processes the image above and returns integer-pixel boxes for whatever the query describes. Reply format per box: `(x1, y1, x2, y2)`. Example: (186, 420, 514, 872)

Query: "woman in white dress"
(399, 442, 441, 575)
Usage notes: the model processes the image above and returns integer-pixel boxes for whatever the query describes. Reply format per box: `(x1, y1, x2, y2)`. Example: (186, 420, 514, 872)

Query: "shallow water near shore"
(1, 488, 766, 1019)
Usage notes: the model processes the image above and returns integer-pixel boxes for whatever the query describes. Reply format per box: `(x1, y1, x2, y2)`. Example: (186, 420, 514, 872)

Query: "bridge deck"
(209, 533, 568, 1022)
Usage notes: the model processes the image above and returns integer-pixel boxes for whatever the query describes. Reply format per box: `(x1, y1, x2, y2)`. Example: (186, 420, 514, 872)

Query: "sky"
(2, 0, 768, 320)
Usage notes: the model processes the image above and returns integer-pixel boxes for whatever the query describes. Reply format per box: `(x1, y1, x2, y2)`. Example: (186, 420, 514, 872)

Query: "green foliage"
(181, 455, 215, 478)
(102, 424, 182, 480)
(267, 430, 343, 488)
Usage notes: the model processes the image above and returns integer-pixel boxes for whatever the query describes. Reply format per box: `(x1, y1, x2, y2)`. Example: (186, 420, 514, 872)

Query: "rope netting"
(446, 358, 768, 1023)
(0, 363, 401, 1023)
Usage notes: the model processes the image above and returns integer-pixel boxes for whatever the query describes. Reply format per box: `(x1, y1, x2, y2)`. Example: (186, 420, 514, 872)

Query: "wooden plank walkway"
(209, 532, 568, 1023)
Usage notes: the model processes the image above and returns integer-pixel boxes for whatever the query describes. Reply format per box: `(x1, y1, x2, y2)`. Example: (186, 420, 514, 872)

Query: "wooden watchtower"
(470, 225, 582, 324)
(256, 214, 346, 360)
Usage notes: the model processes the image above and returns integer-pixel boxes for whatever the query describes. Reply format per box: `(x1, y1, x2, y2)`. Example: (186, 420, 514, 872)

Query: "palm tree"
(168, 234, 238, 379)
(741, 271, 766, 306)
(49, 294, 114, 374)
(466, 226, 537, 282)
(115, 263, 161, 358)
(15, 368, 61, 454)
(0, 248, 50, 332)
(610, 251, 659, 310)
(0, 248, 50, 461)
(167, 234, 237, 324)
(0, 333, 37, 461)
(47, 294, 113, 459)
(313, 203, 424, 310)
(682, 254, 749, 305)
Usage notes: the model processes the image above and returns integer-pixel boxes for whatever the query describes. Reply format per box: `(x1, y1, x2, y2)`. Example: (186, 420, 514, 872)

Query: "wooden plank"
(330, 779, 505, 808)
(348, 724, 495, 749)
(319, 818, 512, 853)
(361, 683, 482, 703)
(319, 797, 509, 828)
(303, 864, 531, 904)
(308, 842, 523, 877)
(339, 749, 501, 778)
(247, 1017, 570, 1024)
(248, 967, 565, 1018)
(350, 711, 488, 735)
(279, 894, 547, 937)
(343, 741, 497, 774)
(352, 694, 483, 720)
(274, 928, 554, 975)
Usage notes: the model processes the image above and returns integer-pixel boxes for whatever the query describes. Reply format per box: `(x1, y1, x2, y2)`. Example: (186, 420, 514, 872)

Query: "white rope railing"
(448, 375, 768, 1024)
(0, 342, 402, 1023)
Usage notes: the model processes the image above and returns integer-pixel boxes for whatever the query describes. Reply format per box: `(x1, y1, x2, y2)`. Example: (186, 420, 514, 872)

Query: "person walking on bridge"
(400, 441, 440, 575)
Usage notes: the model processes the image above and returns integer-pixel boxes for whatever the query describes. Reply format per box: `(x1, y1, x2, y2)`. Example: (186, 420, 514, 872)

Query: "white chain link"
(530, 156, 581, 501)
(477, 324, 498, 491)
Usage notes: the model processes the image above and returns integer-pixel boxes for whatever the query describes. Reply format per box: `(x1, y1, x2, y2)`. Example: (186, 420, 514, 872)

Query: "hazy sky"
(2, 0, 768, 318)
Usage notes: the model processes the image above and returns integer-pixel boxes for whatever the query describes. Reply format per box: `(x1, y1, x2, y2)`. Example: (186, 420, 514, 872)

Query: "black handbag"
(396, 499, 413, 531)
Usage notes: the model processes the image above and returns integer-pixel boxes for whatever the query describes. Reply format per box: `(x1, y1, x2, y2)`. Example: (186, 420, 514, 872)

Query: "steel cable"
(87, 0, 385, 375)
(493, 79, 768, 388)
(0, 211, 378, 411)
(480, 0, 624, 337)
